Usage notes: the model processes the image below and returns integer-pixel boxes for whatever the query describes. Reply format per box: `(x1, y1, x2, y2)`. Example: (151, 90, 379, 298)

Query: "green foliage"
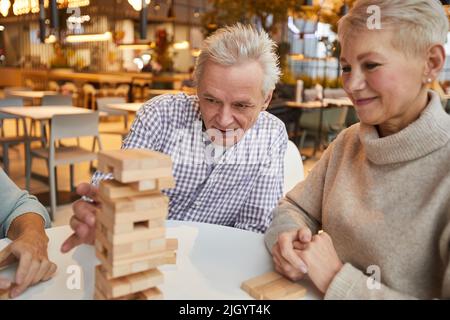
(202, 0, 306, 36)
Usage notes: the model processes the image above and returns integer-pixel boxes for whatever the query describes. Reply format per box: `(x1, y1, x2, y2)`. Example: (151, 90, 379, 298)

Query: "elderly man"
(61, 23, 288, 253)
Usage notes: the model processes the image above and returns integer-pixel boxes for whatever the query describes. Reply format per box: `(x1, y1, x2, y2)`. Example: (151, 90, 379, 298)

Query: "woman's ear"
(423, 44, 445, 83)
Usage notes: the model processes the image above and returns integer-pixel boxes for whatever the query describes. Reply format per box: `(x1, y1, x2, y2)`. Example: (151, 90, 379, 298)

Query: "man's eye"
(205, 97, 217, 103)
(341, 66, 351, 73)
(234, 103, 247, 109)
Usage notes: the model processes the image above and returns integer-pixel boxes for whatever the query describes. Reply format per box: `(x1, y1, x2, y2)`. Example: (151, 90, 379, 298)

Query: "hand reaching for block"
(61, 183, 101, 253)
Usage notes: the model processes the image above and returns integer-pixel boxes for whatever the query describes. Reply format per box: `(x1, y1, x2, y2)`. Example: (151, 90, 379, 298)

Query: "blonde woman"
(265, 0, 450, 299)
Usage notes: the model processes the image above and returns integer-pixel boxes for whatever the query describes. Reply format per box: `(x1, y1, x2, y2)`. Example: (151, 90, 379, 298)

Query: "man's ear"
(262, 90, 274, 111)
(423, 44, 445, 83)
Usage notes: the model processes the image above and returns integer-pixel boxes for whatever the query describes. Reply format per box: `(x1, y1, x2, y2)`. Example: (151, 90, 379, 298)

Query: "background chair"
(41, 94, 73, 106)
(26, 112, 102, 220)
(298, 107, 349, 151)
(83, 84, 98, 110)
(32, 94, 74, 145)
(96, 97, 129, 139)
(0, 97, 23, 137)
(48, 81, 60, 92)
(283, 140, 305, 196)
(0, 98, 39, 175)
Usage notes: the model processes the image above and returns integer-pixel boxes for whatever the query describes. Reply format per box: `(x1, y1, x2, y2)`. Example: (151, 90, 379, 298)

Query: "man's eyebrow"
(202, 92, 219, 99)
(232, 99, 254, 105)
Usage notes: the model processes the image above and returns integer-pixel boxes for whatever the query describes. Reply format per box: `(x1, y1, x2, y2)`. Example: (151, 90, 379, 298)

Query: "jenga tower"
(94, 149, 177, 300)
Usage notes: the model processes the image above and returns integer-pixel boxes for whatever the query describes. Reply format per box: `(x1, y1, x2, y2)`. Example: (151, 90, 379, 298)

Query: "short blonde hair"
(194, 23, 281, 97)
(338, 0, 448, 57)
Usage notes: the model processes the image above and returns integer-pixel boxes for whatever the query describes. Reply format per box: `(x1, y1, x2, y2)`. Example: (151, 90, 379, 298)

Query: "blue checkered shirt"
(92, 93, 288, 233)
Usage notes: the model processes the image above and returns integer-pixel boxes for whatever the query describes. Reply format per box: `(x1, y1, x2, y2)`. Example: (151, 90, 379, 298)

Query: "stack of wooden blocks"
(94, 149, 177, 300)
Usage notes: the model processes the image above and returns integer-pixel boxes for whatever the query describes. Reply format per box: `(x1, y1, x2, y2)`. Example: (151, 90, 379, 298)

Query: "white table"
(0, 221, 322, 300)
(7, 90, 58, 99)
(106, 102, 143, 113)
(0, 106, 93, 121)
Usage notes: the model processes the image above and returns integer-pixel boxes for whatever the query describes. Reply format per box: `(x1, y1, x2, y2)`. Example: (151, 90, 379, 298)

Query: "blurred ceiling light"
(66, 31, 112, 43)
(11, 0, 89, 16)
(173, 40, 189, 50)
(191, 48, 201, 57)
(118, 43, 151, 50)
(0, 25, 5, 31)
(45, 34, 57, 43)
(128, 0, 151, 11)
(141, 53, 151, 64)
(0, 0, 10, 17)
(133, 57, 144, 70)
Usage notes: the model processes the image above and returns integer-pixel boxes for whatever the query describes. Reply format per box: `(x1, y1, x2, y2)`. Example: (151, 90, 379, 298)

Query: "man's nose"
(216, 105, 234, 128)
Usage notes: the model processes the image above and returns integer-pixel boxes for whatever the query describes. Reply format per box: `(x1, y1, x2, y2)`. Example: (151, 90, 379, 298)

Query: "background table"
(106, 102, 143, 113)
(0, 221, 322, 300)
(0, 106, 93, 121)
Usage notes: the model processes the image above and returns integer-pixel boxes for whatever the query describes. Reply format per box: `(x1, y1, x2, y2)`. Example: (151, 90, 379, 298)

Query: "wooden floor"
(1, 115, 321, 227)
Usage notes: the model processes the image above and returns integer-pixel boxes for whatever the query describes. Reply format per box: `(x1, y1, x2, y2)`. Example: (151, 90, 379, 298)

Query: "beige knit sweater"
(265, 91, 450, 299)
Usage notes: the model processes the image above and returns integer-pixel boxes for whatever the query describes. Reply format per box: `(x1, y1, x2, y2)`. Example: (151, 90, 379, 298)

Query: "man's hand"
(271, 227, 312, 281)
(297, 231, 343, 293)
(0, 214, 57, 298)
(60, 183, 100, 253)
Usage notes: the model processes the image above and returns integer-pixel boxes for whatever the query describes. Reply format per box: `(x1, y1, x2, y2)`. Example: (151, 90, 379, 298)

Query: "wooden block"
(241, 272, 306, 300)
(157, 176, 175, 189)
(97, 205, 168, 235)
(95, 234, 176, 265)
(136, 287, 163, 300)
(130, 176, 176, 192)
(115, 167, 173, 184)
(97, 248, 177, 278)
(94, 286, 107, 300)
(98, 149, 173, 183)
(95, 265, 163, 299)
(98, 149, 172, 171)
(99, 179, 159, 200)
(0, 288, 9, 300)
(99, 192, 169, 215)
(98, 162, 172, 184)
(97, 204, 166, 235)
(96, 218, 166, 245)
(112, 287, 163, 300)
(130, 180, 157, 192)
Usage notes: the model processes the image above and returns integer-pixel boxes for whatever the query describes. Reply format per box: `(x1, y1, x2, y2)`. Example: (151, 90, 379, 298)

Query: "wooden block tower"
(94, 149, 177, 300)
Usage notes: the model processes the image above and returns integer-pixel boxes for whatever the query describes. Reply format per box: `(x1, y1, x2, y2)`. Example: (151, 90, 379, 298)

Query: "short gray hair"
(194, 23, 281, 97)
(338, 0, 448, 57)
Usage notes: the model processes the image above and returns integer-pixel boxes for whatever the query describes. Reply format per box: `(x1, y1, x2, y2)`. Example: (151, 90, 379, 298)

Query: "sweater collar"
(359, 91, 450, 165)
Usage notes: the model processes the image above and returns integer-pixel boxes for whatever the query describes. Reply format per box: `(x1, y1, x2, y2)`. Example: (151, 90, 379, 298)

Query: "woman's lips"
(355, 97, 378, 106)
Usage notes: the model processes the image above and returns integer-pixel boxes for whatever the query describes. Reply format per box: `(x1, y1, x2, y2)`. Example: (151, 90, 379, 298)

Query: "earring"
(427, 78, 433, 83)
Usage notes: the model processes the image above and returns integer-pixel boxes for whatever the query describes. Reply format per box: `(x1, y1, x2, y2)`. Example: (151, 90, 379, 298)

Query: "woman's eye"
(365, 63, 380, 70)
(341, 66, 351, 73)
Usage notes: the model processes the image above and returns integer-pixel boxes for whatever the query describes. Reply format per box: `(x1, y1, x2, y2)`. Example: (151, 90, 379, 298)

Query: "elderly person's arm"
(318, 215, 450, 299)
(0, 169, 56, 298)
(264, 142, 332, 281)
(234, 127, 288, 233)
